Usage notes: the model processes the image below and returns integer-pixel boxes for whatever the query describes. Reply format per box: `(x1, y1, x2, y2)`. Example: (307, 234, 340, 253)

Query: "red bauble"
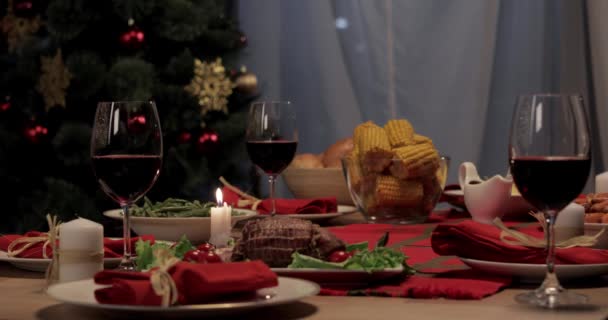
(24, 122, 48, 143)
(0, 96, 11, 112)
(13, 0, 36, 17)
(120, 23, 145, 50)
(236, 31, 247, 48)
(177, 131, 192, 144)
(127, 114, 147, 134)
(196, 129, 220, 154)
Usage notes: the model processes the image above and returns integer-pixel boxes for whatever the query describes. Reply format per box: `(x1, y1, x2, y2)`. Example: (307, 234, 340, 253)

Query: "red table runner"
(324, 209, 512, 299)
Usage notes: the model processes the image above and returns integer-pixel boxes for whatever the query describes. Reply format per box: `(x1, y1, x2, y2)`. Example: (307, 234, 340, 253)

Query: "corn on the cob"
(372, 175, 423, 207)
(413, 134, 433, 146)
(355, 123, 393, 173)
(353, 121, 378, 145)
(384, 119, 415, 147)
(390, 144, 439, 179)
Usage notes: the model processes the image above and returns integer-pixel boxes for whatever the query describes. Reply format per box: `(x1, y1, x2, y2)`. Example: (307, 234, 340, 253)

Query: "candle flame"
(215, 188, 223, 205)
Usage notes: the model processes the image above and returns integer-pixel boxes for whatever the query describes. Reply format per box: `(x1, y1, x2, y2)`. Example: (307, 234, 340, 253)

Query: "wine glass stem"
(121, 204, 132, 263)
(269, 175, 277, 216)
(542, 211, 560, 289)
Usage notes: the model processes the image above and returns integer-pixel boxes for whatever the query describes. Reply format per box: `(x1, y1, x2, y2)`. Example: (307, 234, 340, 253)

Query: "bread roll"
(322, 138, 353, 168)
(291, 153, 324, 168)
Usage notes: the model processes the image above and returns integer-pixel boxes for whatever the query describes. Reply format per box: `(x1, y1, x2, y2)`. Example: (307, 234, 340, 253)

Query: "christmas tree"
(0, 0, 259, 233)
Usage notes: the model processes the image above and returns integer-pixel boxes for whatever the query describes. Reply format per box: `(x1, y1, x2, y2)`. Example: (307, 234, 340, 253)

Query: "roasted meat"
(231, 216, 345, 267)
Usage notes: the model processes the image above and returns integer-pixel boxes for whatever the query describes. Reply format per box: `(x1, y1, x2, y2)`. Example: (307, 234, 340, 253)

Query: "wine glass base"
(116, 258, 137, 271)
(515, 289, 588, 309)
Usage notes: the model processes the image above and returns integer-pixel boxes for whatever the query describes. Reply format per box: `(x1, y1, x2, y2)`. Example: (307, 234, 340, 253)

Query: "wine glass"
(91, 101, 163, 271)
(509, 93, 591, 308)
(246, 101, 298, 215)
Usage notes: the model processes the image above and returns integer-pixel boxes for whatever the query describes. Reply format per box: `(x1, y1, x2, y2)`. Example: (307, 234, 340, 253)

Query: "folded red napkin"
(0, 232, 154, 258)
(222, 187, 337, 214)
(432, 220, 608, 264)
(326, 223, 511, 299)
(94, 260, 278, 306)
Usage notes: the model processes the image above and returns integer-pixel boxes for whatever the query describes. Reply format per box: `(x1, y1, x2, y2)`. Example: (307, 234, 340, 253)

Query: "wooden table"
(2, 213, 608, 319)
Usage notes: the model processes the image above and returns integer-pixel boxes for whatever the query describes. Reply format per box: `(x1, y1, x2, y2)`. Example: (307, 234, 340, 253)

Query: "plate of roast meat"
(231, 216, 413, 287)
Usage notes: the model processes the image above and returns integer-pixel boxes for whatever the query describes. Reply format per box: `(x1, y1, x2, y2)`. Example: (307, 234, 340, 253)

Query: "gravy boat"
(458, 162, 515, 224)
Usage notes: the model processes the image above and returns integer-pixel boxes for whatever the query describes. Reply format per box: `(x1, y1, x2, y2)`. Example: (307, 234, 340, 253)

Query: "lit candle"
(58, 218, 104, 283)
(596, 172, 608, 193)
(209, 188, 232, 247)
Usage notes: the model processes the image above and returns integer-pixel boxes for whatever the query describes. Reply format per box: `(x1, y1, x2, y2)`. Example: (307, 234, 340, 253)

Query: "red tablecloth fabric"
(325, 211, 512, 299)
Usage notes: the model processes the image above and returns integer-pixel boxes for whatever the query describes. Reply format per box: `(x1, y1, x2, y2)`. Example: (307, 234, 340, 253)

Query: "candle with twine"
(58, 217, 104, 283)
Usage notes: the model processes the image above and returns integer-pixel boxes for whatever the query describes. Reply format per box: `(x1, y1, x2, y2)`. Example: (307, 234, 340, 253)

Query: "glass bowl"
(342, 156, 446, 224)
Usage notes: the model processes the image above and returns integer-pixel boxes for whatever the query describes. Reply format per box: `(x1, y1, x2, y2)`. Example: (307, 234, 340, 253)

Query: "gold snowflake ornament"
(37, 49, 72, 111)
(1, 1, 42, 53)
(185, 57, 234, 120)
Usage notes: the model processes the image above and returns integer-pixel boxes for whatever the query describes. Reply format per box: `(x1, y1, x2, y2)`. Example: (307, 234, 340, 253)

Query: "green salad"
(134, 235, 196, 271)
(130, 197, 246, 218)
(288, 233, 415, 274)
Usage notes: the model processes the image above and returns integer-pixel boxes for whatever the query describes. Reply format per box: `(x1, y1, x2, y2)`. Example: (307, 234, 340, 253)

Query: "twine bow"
(493, 214, 605, 248)
(45, 215, 60, 285)
(219, 176, 262, 210)
(7, 214, 60, 259)
(149, 248, 181, 307)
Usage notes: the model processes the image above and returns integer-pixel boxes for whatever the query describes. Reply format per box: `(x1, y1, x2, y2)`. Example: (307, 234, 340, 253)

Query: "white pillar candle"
(596, 172, 608, 193)
(555, 203, 585, 243)
(58, 218, 104, 283)
(210, 189, 232, 247)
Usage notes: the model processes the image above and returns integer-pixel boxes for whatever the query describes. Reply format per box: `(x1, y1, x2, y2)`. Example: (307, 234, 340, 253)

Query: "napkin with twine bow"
(94, 259, 278, 306)
(431, 219, 608, 264)
(220, 177, 337, 214)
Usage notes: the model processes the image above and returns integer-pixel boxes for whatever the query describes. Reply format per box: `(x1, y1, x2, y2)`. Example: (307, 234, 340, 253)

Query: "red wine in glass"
(246, 140, 298, 175)
(91, 155, 161, 204)
(91, 101, 163, 271)
(510, 156, 590, 211)
(509, 93, 591, 308)
(246, 101, 298, 215)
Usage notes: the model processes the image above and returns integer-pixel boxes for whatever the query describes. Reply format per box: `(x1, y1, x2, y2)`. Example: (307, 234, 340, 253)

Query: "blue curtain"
(238, 0, 595, 193)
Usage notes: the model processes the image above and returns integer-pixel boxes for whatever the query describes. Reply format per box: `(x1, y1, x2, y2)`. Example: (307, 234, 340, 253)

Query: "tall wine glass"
(91, 101, 163, 271)
(246, 101, 298, 215)
(509, 94, 591, 308)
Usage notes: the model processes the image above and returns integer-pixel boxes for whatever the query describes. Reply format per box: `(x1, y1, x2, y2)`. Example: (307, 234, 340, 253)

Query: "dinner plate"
(459, 257, 608, 282)
(46, 277, 319, 316)
(276, 205, 358, 221)
(0, 251, 121, 272)
(271, 265, 404, 287)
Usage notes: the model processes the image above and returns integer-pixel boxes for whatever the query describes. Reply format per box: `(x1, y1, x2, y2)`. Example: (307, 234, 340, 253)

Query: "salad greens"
(288, 232, 415, 274)
(134, 235, 196, 271)
(130, 197, 246, 218)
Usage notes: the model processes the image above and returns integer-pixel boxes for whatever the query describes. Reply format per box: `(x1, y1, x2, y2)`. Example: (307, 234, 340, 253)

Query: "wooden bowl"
(282, 167, 354, 205)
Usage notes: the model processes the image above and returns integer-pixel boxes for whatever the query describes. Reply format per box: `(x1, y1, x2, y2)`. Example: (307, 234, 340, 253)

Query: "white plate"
(275, 205, 358, 221)
(46, 277, 319, 316)
(584, 223, 608, 249)
(272, 265, 403, 287)
(103, 209, 258, 244)
(0, 251, 121, 272)
(459, 257, 608, 282)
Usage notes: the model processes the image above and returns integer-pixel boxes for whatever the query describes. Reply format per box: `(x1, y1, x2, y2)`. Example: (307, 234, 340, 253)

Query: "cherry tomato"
(199, 251, 222, 263)
(196, 242, 216, 252)
(328, 250, 351, 263)
(183, 249, 202, 262)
